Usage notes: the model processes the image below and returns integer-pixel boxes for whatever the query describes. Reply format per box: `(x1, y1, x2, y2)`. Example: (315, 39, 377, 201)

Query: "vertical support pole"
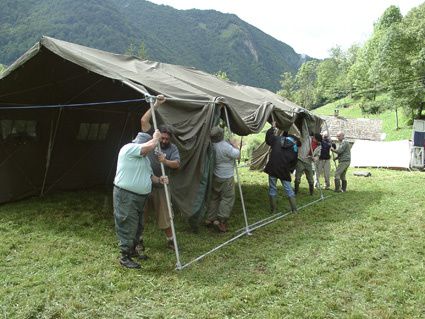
(122, 81, 182, 269)
(223, 106, 251, 236)
(40, 107, 63, 196)
(147, 95, 183, 270)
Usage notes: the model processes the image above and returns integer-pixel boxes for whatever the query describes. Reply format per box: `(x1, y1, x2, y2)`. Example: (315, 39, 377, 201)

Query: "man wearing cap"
(141, 95, 181, 250)
(205, 126, 240, 233)
(113, 129, 168, 269)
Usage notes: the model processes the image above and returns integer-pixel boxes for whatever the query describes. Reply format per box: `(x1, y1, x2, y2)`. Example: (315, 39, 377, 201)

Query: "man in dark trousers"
(113, 130, 168, 269)
(264, 122, 299, 214)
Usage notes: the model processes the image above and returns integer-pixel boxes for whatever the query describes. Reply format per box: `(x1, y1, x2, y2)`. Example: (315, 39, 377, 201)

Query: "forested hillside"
(278, 4, 425, 124)
(0, 0, 309, 91)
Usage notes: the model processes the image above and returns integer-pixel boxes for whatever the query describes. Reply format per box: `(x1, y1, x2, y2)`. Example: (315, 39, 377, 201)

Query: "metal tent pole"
(123, 81, 182, 270)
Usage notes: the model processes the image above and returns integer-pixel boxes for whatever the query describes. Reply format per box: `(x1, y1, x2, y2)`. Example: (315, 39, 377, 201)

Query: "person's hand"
(153, 129, 161, 140)
(154, 95, 166, 107)
(157, 152, 166, 163)
(159, 175, 169, 185)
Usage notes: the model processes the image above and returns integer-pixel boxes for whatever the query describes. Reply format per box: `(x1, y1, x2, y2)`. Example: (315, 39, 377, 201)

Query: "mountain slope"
(0, 0, 310, 91)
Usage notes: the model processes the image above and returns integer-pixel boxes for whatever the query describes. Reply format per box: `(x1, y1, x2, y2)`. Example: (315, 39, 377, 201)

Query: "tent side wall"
(0, 48, 149, 204)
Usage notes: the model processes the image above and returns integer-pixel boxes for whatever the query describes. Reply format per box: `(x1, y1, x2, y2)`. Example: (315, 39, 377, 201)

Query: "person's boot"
(130, 246, 149, 261)
(119, 253, 141, 269)
(269, 195, 278, 214)
(294, 181, 300, 195)
(288, 196, 297, 213)
(341, 180, 347, 192)
(309, 183, 314, 195)
(334, 179, 341, 192)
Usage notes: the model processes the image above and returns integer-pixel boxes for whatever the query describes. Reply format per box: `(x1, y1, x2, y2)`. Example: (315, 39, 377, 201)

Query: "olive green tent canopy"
(0, 36, 322, 217)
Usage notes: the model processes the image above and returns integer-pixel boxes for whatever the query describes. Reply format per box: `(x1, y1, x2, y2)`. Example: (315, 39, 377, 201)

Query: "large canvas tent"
(0, 36, 322, 218)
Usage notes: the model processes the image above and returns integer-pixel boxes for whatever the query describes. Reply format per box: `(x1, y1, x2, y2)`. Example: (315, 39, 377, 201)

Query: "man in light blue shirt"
(113, 129, 168, 269)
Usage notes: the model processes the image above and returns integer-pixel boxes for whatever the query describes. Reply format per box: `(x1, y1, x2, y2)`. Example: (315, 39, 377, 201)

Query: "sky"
(148, 0, 424, 59)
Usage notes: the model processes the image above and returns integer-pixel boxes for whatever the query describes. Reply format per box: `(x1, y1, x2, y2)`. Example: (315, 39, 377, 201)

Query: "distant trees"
(125, 41, 149, 59)
(279, 3, 425, 122)
(215, 71, 229, 81)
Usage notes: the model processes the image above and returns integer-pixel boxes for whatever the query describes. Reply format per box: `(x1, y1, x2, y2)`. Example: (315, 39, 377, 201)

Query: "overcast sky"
(148, 0, 424, 59)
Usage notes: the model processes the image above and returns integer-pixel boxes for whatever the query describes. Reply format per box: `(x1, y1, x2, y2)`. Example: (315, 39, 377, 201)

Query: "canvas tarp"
(0, 36, 322, 217)
(350, 140, 411, 169)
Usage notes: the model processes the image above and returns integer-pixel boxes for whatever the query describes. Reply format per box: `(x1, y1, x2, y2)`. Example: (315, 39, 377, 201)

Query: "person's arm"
(157, 153, 180, 169)
(141, 95, 166, 132)
(151, 175, 169, 185)
(265, 121, 277, 146)
(332, 140, 348, 155)
(140, 129, 161, 156)
(226, 141, 241, 160)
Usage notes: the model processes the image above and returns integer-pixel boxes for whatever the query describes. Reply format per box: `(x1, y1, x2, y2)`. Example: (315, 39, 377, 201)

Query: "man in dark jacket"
(264, 123, 298, 214)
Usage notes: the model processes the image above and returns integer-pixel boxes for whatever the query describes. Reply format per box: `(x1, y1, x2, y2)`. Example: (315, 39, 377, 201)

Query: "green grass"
(1, 167, 425, 318)
(312, 97, 413, 141)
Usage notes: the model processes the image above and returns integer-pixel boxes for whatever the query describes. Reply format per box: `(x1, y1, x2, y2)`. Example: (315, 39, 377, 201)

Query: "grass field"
(1, 167, 424, 318)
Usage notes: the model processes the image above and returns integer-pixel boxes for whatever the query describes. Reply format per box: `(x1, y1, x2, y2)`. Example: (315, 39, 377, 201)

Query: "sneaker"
(119, 256, 141, 269)
(167, 239, 175, 251)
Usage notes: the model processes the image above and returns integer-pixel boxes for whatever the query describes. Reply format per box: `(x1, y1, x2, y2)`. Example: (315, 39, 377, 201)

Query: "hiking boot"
(288, 196, 297, 213)
(119, 255, 141, 269)
(167, 239, 175, 251)
(341, 180, 347, 192)
(129, 248, 149, 261)
(269, 195, 278, 214)
(334, 179, 341, 192)
(213, 220, 227, 233)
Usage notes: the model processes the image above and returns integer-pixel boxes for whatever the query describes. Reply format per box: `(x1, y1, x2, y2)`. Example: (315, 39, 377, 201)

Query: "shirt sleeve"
(265, 127, 275, 146)
(168, 145, 180, 162)
(225, 142, 240, 159)
(126, 144, 143, 158)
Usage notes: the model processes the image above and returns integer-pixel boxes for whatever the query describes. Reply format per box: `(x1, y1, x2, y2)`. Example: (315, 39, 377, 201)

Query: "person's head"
(210, 126, 224, 143)
(313, 133, 322, 143)
(158, 125, 172, 148)
(132, 132, 152, 144)
(336, 131, 345, 142)
(323, 132, 329, 140)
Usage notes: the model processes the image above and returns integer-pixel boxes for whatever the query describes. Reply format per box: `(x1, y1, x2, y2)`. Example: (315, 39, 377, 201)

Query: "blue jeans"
(268, 176, 295, 198)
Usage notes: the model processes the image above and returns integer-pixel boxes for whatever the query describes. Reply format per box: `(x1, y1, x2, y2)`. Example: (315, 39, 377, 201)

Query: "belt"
(113, 185, 146, 196)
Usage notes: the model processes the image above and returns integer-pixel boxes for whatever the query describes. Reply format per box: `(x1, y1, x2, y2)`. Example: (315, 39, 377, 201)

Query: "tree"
(294, 60, 318, 109)
(376, 4, 425, 122)
(125, 41, 149, 59)
(277, 72, 295, 101)
(214, 71, 229, 81)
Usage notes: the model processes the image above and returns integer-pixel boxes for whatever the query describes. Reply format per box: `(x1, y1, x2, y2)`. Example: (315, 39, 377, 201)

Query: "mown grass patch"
(1, 168, 424, 318)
